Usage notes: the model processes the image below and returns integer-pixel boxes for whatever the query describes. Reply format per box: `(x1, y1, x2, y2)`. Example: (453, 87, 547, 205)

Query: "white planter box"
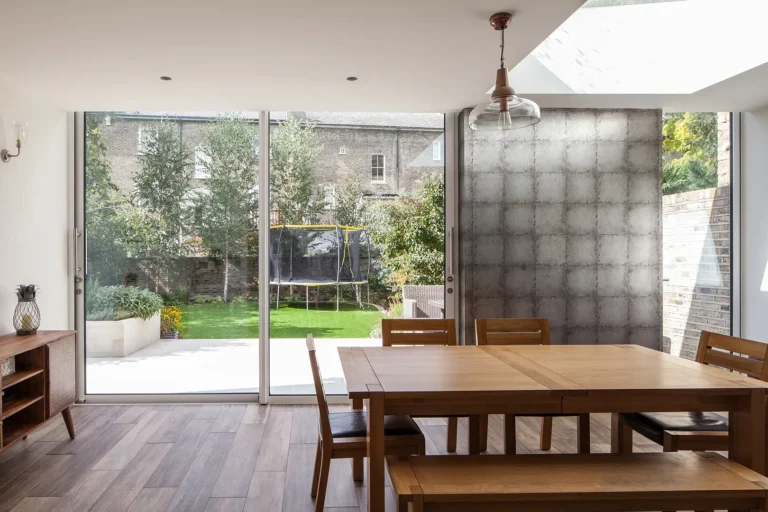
(86, 313, 161, 357)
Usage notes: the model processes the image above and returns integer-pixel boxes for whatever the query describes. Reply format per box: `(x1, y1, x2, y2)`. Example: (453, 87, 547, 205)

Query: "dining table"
(338, 343, 768, 512)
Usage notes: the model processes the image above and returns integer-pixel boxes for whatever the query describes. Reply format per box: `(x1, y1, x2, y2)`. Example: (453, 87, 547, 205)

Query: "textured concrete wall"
(662, 186, 731, 360)
(458, 108, 663, 347)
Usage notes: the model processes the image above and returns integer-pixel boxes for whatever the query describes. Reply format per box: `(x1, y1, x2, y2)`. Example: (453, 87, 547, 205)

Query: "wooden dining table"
(338, 343, 768, 512)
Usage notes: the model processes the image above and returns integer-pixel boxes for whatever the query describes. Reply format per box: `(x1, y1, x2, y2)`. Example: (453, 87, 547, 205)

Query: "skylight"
(510, 0, 768, 95)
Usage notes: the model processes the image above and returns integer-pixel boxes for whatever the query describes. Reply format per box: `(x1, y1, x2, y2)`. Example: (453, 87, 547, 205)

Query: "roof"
(113, 111, 443, 130)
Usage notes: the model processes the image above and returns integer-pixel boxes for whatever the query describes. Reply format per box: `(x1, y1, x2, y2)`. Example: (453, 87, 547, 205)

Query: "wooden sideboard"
(0, 330, 77, 450)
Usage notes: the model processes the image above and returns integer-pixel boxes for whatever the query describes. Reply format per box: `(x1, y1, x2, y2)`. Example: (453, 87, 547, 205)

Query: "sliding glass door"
(76, 111, 453, 399)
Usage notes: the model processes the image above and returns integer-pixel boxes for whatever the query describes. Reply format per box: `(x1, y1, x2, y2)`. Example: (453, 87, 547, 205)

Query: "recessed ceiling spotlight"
(346, 76, 358, 82)
(160, 76, 172, 81)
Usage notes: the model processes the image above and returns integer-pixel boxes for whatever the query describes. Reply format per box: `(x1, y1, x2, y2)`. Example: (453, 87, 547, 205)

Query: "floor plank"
(205, 497, 246, 512)
(244, 472, 285, 512)
(211, 423, 265, 498)
(241, 404, 269, 425)
(114, 405, 156, 424)
(54, 469, 120, 511)
(253, 408, 293, 472)
(165, 433, 235, 512)
(92, 410, 170, 471)
(0, 455, 73, 512)
(144, 419, 213, 488)
(0, 442, 58, 491)
(90, 443, 173, 512)
(126, 488, 177, 512)
(147, 405, 198, 443)
(7, 497, 59, 512)
(211, 405, 247, 433)
(290, 406, 319, 444)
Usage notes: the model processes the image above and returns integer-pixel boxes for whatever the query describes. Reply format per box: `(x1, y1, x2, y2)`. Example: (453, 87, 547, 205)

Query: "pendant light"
(469, 13, 541, 131)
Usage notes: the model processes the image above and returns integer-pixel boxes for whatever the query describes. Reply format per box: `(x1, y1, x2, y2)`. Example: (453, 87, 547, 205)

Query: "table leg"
(352, 398, 364, 481)
(728, 390, 767, 512)
(367, 389, 385, 512)
(469, 415, 481, 455)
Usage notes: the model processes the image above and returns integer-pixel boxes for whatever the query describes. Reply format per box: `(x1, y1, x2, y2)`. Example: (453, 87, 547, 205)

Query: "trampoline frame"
(269, 224, 371, 311)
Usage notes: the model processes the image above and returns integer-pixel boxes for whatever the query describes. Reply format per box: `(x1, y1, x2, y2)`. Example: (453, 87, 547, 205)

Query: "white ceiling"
(0, 0, 584, 113)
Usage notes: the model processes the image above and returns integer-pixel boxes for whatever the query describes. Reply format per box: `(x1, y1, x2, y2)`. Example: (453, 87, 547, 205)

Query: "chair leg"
(539, 417, 553, 451)
(504, 414, 516, 455)
(314, 448, 332, 512)
(478, 414, 488, 452)
(352, 398, 364, 481)
(311, 440, 323, 498)
(577, 414, 591, 454)
(610, 413, 633, 454)
(446, 417, 458, 453)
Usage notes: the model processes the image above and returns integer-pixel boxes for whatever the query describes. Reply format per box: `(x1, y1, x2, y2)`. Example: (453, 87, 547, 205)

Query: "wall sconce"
(1, 121, 29, 163)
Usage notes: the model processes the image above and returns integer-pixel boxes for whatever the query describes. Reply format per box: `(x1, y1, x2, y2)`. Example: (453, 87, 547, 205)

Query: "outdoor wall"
(662, 186, 731, 359)
(741, 109, 768, 342)
(458, 108, 663, 347)
(0, 80, 71, 333)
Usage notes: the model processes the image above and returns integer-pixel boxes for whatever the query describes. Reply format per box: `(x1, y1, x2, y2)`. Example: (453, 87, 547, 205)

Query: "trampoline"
(269, 225, 370, 310)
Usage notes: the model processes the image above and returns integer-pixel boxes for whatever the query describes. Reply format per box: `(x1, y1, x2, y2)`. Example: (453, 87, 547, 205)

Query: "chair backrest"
(306, 334, 333, 442)
(475, 318, 551, 346)
(696, 330, 768, 381)
(381, 318, 457, 347)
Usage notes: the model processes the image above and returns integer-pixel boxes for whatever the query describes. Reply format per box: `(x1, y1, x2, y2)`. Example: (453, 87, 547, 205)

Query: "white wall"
(741, 109, 768, 341)
(0, 80, 71, 333)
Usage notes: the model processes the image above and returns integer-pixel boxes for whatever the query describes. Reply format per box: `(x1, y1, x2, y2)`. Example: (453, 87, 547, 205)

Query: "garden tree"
(133, 122, 193, 291)
(85, 118, 165, 285)
(368, 174, 444, 298)
(661, 112, 718, 194)
(270, 115, 325, 224)
(193, 117, 259, 301)
(334, 169, 368, 226)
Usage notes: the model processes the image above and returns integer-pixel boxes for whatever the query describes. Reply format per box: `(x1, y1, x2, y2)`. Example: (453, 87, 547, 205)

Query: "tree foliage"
(661, 112, 719, 195)
(270, 115, 325, 224)
(334, 170, 367, 226)
(85, 119, 166, 284)
(368, 174, 444, 296)
(134, 121, 193, 255)
(193, 116, 258, 301)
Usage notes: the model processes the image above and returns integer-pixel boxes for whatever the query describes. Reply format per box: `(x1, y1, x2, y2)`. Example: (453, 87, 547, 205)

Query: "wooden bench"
(387, 452, 768, 511)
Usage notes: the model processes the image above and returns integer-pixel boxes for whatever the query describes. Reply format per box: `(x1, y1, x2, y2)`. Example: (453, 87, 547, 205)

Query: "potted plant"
(160, 306, 183, 340)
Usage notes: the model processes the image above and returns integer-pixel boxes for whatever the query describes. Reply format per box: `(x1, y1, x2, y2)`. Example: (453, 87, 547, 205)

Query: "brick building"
(100, 111, 445, 203)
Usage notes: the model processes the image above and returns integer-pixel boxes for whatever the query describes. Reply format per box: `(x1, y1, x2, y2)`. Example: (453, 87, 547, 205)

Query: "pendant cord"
(500, 28, 505, 68)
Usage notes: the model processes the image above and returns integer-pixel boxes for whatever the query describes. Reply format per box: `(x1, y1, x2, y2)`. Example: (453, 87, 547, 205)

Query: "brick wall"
(662, 186, 731, 359)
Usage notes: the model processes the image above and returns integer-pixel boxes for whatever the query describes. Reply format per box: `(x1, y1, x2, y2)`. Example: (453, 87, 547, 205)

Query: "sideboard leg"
(62, 407, 75, 440)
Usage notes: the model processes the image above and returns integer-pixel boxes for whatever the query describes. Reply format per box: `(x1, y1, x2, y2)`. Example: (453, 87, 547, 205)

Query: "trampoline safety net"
(269, 225, 370, 286)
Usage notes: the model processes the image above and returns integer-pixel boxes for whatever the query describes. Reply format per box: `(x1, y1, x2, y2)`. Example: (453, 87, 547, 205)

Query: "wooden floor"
(0, 404, 667, 512)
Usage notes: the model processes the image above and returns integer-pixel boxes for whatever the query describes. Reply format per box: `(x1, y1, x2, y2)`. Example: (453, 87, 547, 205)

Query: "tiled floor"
(0, 404, 670, 512)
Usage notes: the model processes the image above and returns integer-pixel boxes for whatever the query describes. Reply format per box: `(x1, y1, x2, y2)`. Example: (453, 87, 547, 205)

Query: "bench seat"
(387, 452, 768, 512)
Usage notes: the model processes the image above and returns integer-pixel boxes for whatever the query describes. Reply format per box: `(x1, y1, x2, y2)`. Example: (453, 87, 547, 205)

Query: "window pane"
(662, 112, 731, 360)
(269, 112, 446, 395)
(84, 112, 260, 394)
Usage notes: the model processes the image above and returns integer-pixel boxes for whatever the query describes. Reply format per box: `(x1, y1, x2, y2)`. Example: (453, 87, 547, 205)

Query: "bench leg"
(540, 417, 553, 451)
(577, 414, 591, 454)
(504, 414, 516, 455)
(611, 413, 633, 454)
(446, 417, 458, 453)
(352, 398, 364, 481)
(478, 414, 488, 452)
(663, 431, 680, 452)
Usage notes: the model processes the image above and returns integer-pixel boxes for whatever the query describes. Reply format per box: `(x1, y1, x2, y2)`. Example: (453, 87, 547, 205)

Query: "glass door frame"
(74, 111, 459, 404)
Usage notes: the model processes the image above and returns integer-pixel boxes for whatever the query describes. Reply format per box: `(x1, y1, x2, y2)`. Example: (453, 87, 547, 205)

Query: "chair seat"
(620, 412, 728, 445)
(329, 411, 422, 439)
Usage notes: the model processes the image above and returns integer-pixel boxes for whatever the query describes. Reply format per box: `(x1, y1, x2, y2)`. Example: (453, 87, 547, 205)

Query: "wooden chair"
(475, 318, 591, 454)
(613, 330, 768, 455)
(307, 335, 425, 512)
(382, 318, 461, 453)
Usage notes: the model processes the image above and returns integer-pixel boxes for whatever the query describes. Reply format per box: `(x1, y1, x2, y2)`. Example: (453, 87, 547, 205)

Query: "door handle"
(73, 228, 83, 283)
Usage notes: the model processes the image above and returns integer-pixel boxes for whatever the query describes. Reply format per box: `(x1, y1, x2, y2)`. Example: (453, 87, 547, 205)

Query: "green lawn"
(179, 302, 383, 339)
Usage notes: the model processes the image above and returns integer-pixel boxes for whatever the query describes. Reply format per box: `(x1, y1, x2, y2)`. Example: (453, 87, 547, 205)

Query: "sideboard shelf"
(0, 330, 76, 450)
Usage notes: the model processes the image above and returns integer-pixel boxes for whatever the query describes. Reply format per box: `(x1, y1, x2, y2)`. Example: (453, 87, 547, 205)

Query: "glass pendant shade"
(468, 95, 541, 131)
(14, 121, 28, 147)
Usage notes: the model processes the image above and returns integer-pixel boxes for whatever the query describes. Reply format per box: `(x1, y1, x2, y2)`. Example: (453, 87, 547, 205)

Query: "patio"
(85, 337, 381, 395)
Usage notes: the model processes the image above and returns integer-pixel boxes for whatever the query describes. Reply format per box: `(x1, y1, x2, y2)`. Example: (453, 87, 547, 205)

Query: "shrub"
(193, 295, 224, 304)
(86, 285, 163, 321)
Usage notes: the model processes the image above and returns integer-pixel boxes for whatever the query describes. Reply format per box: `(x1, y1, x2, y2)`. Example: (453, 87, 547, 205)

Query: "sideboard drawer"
(46, 334, 76, 418)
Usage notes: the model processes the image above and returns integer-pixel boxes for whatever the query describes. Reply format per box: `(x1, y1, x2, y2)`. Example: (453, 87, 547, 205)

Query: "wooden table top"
(339, 344, 768, 400)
